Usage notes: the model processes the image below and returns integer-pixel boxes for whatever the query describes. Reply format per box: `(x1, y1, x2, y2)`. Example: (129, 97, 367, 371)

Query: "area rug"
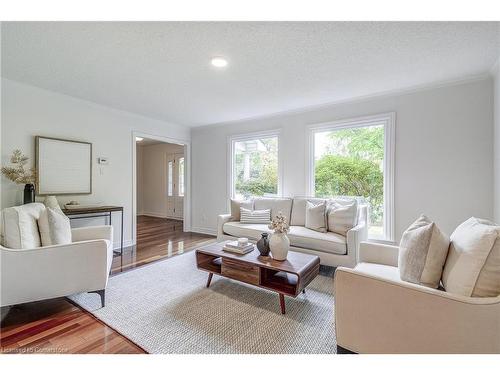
(69, 251, 337, 354)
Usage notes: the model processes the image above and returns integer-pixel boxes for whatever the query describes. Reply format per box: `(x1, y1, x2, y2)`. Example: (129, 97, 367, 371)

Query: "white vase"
(269, 233, 290, 261)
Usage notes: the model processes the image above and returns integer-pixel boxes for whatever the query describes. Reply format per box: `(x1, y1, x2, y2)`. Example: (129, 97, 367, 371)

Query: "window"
(178, 157, 185, 197)
(229, 131, 280, 200)
(167, 160, 173, 196)
(309, 113, 395, 241)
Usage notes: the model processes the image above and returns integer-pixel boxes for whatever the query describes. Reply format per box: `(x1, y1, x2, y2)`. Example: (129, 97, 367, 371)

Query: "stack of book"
(223, 240, 254, 254)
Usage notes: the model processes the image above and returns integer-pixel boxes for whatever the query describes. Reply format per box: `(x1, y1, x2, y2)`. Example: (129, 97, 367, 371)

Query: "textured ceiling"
(2, 22, 500, 127)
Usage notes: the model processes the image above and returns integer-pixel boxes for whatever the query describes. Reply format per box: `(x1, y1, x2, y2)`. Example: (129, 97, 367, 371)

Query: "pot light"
(211, 57, 228, 68)
(136, 137, 144, 142)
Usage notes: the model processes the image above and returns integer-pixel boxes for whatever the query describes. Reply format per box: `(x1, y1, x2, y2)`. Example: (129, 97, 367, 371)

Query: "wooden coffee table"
(195, 242, 320, 314)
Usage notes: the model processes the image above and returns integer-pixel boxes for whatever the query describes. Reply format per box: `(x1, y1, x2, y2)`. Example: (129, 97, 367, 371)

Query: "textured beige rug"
(69, 251, 337, 354)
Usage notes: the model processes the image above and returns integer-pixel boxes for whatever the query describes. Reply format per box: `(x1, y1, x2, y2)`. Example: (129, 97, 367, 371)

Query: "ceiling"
(2, 22, 500, 127)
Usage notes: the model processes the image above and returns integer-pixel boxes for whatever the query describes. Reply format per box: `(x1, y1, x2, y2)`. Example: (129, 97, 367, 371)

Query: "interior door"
(165, 153, 184, 220)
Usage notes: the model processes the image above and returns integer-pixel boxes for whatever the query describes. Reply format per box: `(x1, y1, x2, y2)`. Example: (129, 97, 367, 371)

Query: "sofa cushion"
(223, 222, 271, 240)
(288, 226, 346, 255)
(398, 215, 450, 289)
(253, 197, 293, 225)
(290, 197, 327, 226)
(305, 200, 327, 233)
(230, 198, 253, 221)
(327, 198, 358, 236)
(442, 217, 500, 297)
(38, 207, 72, 246)
(1, 203, 46, 249)
(223, 222, 347, 255)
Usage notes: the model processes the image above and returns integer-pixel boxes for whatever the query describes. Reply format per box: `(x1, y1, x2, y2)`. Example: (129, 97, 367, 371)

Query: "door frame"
(132, 131, 191, 246)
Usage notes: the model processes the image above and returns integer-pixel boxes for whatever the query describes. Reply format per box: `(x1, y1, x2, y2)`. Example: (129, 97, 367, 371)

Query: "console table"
(62, 206, 124, 256)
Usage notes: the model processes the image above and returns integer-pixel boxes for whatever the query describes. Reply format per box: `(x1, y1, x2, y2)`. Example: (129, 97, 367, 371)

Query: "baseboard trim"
(138, 212, 183, 221)
(191, 226, 217, 236)
(113, 239, 134, 251)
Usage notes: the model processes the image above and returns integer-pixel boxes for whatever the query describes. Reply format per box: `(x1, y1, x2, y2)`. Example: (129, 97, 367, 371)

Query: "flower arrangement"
(268, 211, 289, 234)
(1, 149, 36, 185)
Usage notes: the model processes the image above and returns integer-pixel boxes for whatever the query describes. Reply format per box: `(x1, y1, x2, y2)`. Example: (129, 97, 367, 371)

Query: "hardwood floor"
(0, 216, 215, 354)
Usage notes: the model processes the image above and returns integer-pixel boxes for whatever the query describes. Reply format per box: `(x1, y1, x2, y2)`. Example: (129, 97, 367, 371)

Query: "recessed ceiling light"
(211, 57, 228, 68)
(136, 137, 144, 142)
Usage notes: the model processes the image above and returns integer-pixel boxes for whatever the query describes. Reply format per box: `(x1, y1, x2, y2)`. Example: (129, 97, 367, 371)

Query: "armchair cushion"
(38, 207, 72, 246)
(398, 215, 450, 289)
(443, 217, 500, 297)
(1, 203, 45, 249)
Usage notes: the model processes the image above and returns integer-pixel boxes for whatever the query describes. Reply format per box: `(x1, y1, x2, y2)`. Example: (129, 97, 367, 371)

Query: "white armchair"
(334, 242, 500, 353)
(1, 225, 113, 308)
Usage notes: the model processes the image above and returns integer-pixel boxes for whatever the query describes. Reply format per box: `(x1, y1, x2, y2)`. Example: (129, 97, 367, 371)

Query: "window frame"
(307, 112, 395, 242)
(178, 156, 185, 197)
(227, 129, 283, 201)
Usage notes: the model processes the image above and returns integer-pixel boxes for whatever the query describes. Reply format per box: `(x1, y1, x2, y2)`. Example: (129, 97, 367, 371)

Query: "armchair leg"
(90, 289, 106, 308)
(337, 345, 356, 354)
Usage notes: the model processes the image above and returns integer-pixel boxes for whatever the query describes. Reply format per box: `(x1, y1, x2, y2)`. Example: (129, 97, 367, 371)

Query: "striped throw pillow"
(327, 199, 358, 236)
(240, 208, 271, 224)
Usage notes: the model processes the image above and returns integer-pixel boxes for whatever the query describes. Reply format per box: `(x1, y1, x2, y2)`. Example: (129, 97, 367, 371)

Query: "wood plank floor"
(0, 216, 215, 354)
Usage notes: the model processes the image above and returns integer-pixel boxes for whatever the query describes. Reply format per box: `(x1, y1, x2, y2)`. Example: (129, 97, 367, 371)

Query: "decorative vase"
(23, 184, 35, 204)
(269, 233, 290, 261)
(256, 233, 270, 256)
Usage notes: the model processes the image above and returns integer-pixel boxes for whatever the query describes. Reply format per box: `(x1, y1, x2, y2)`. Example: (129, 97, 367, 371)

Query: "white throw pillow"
(1, 203, 45, 249)
(230, 199, 253, 221)
(38, 207, 72, 246)
(442, 217, 500, 297)
(327, 199, 358, 236)
(398, 215, 450, 289)
(240, 208, 271, 224)
(305, 201, 327, 233)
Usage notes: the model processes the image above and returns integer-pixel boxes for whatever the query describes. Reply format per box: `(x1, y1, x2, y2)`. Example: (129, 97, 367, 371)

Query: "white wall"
(192, 78, 494, 241)
(137, 142, 184, 217)
(1, 78, 190, 248)
(494, 63, 500, 223)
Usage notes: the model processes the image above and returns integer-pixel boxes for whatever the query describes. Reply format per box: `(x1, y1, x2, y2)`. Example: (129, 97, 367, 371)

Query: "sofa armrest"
(358, 241, 399, 267)
(346, 222, 368, 266)
(1, 240, 113, 307)
(217, 214, 233, 241)
(71, 225, 113, 243)
(334, 267, 500, 353)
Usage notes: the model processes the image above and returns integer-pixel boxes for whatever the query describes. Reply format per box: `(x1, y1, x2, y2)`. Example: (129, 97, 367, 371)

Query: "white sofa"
(217, 197, 368, 267)
(334, 242, 500, 354)
(0, 203, 114, 308)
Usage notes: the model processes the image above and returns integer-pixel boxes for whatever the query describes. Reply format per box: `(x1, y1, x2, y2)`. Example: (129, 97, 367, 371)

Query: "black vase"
(256, 233, 270, 256)
(23, 184, 35, 204)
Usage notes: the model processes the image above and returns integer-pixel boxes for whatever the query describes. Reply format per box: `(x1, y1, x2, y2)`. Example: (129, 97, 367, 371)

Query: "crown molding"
(194, 73, 491, 129)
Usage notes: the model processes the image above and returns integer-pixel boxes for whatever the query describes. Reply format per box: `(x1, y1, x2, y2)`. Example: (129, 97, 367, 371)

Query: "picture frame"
(35, 136, 92, 195)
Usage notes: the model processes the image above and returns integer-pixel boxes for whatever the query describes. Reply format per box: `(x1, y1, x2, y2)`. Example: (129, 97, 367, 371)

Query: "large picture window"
(309, 114, 394, 240)
(229, 131, 280, 200)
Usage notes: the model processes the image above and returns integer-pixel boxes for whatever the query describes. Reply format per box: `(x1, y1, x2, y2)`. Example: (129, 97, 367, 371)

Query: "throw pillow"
(38, 207, 72, 246)
(442, 217, 500, 297)
(327, 199, 358, 236)
(230, 199, 253, 221)
(240, 208, 271, 224)
(398, 215, 450, 289)
(305, 200, 327, 233)
(1, 203, 45, 249)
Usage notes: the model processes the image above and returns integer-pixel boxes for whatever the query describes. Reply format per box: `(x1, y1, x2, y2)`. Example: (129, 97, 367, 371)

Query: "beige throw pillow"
(230, 199, 253, 221)
(327, 199, 358, 236)
(240, 208, 271, 224)
(38, 207, 72, 246)
(398, 215, 450, 289)
(305, 201, 327, 233)
(442, 217, 500, 297)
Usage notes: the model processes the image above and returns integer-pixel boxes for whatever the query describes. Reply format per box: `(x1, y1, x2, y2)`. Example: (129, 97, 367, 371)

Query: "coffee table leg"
(206, 273, 213, 288)
(279, 293, 285, 314)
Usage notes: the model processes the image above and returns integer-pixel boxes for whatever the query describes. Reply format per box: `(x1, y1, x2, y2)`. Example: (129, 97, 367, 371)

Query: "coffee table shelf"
(195, 242, 320, 314)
